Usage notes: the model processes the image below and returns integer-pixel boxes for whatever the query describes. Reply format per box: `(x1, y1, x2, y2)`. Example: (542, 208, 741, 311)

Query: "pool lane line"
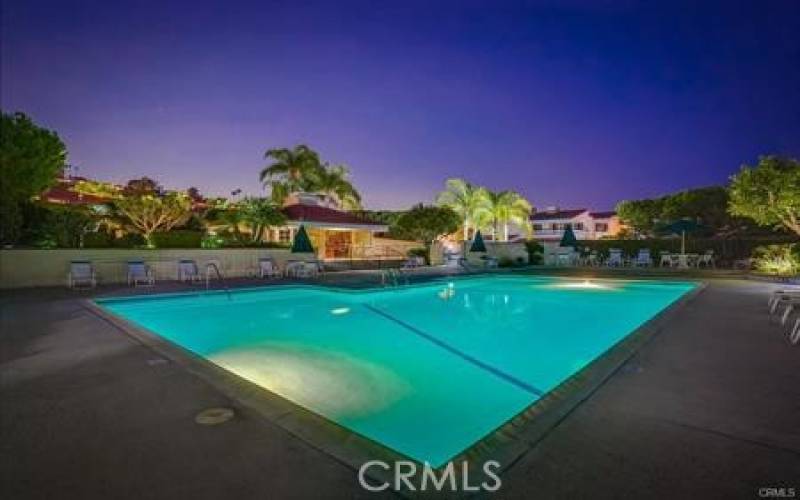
(362, 304, 544, 397)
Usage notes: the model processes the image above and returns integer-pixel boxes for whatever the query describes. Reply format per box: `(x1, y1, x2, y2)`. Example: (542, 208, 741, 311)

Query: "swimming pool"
(97, 276, 696, 466)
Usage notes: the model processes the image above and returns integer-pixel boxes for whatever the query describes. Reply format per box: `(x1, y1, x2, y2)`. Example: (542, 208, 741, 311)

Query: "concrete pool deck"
(1, 274, 798, 499)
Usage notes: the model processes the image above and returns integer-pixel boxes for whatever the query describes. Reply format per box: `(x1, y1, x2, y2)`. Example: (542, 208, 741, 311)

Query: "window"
(595, 223, 609, 232)
(532, 224, 543, 231)
(278, 228, 291, 243)
(573, 223, 584, 230)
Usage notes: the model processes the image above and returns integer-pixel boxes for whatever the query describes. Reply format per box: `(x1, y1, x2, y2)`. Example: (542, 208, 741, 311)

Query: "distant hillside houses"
(531, 207, 623, 241)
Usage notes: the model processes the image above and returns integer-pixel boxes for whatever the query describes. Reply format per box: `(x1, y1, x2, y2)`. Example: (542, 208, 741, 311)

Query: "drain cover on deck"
(194, 407, 235, 425)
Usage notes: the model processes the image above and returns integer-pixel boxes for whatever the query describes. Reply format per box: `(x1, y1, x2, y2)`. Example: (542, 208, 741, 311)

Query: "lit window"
(279, 229, 291, 243)
(595, 223, 609, 232)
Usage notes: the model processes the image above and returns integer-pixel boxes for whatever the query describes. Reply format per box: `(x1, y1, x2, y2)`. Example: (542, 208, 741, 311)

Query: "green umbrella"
(559, 226, 578, 249)
(470, 230, 487, 252)
(291, 225, 315, 253)
(661, 219, 702, 254)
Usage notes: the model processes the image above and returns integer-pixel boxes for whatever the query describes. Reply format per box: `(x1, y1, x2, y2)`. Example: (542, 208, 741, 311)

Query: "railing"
(205, 261, 231, 299)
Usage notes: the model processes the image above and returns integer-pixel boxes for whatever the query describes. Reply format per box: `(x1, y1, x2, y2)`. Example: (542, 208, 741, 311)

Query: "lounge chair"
(659, 252, 672, 267)
(484, 256, 499, 269)
(698, 250, 715, 268)
(67, 260, 97, 289)
(556, 251, 574, 266)
(606, 249, 624, 267)
(634, 249, 652, 267)
(127, 260, 155, 287)
(286, 261, 318, 278)
(178, 259, 201, 283)
(258, 258, 282, 278)
(401, 256, 425, 269)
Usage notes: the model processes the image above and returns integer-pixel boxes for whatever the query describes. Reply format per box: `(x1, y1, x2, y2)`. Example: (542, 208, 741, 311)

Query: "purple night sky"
(2, 0, 799, 210)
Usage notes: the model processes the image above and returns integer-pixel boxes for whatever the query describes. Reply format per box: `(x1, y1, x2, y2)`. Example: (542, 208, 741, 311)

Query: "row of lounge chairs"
(767, 289, 800, 345)
(550, 249, 716, 268)
(66, 257, 323, 289)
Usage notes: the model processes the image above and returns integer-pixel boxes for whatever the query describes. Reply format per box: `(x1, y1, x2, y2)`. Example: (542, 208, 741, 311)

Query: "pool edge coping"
(82, 276, 707, 499)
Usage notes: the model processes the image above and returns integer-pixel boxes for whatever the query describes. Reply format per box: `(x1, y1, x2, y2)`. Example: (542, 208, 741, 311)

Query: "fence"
(579, 237, 797, 265)
(0, 248, 314, 288)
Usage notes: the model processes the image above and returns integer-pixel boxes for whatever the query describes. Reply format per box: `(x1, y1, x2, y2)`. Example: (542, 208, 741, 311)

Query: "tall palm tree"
(314, 164, 362, 210)
(481, 190, 533, 241)
(436, 178, 490, 240)
(260, 145, 322, 202)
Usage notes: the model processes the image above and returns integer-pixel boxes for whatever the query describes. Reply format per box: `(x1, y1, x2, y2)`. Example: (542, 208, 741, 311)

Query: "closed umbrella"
(559, 225, 578, 249)
(470, 230, 487, 252)
(291, 225, 315, 253)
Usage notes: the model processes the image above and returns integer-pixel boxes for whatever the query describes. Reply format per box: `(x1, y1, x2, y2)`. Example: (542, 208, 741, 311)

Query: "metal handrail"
(205, 262, 231, 299)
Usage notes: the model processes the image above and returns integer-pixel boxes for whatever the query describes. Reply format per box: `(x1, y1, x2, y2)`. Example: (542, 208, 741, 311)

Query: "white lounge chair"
(67, 260, 97, 289)
(606, 249, 624, 267)
(258, 258, 282, 278)
(178, 259, 201, 283)
(127, 260, 155, 287)
(286, 261, 318, 278)
(401, 256, 425, 269)
(634, 249, 652, 267)
(698, 250, 715, 268)
(659, 252, 672, 267)
(556, 251, 574, 266)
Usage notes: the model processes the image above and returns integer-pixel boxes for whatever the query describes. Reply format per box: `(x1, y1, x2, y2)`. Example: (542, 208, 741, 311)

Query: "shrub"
(498, 256, 515, 267)
(113, 233, 147, 248)
(83, 232, 114, 248)
(752, 244, 800, 276)
(150, 230, 204, 248)
(524, 240, 543, 264)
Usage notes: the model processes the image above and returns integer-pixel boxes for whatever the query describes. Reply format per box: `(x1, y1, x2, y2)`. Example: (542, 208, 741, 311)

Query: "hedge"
(83, 232, 147, 248)
(578, 236, 798, 264)
(150, 230, 204, 248)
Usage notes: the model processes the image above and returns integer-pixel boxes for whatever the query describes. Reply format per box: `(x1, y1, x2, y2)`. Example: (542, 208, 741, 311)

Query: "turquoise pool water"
(98, 276, 695, 466)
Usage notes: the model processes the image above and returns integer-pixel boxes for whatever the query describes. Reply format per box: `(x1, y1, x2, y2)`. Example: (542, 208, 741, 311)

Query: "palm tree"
(314, 164, 362, 210)
(481, 190, 533, 241)
(435, 178, 490, 240)
(260, 145, 322, 202)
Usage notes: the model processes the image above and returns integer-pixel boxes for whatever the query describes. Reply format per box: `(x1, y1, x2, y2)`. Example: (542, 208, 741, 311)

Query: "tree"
(617, 186, 747, 237)
(0, 112, 67, 244)
(616, 198, 664, 236)
(123, 177, 162, 196)
(435, 178, 489, 240)
(260, 145, 322, 203)
(729, 156, 800, 236)
(314, 164, 362, 209)
(393, 204, 459, 261)
(479, 190, 532, 241)
(238, 197, 287, 242)
(114, 192, 192, 246)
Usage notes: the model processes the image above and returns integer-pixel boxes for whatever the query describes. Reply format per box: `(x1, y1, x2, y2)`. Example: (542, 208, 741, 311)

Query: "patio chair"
(582, 251, 599, 267)
(127, 260, 155, 287)
(287, 261, 318, 278)
(67, 260, 97, 289)
(485, 256, 499, 269)
(401, 256, 421, 269)
(178, 259, 201, 283)
(659, 252, 672, 267)
(258, 258, 282, 278)
(606, 249, 623, 267)
(556, 251, 574, 266)
(698, 250, 715, 268)
(634, 249, 652, 267)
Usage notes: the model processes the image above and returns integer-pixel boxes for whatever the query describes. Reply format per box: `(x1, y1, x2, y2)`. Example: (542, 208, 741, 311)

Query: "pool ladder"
(205, 262, 231, 299)
(381, 268, 409, 287)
